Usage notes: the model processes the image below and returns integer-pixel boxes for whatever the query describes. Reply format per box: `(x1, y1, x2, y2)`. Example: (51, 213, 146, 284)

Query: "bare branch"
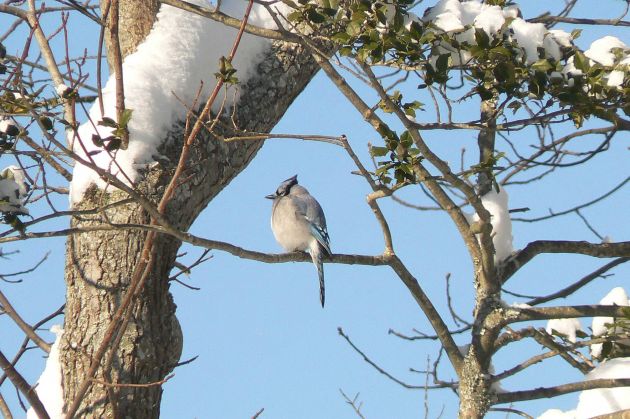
(495, 378, 630, 404)
(500, 241, 630, 283)
(0, 305, 65, 388)
(525, 258, 629, 306)
(529, 15, 630, 27)
(159, 0, 295, 41)
(339, 389, 366, 419)
(90, 374, 174, 388)
(513, 177, 629, 223)
(0, 290, 51, 352)
(509, 305, 630, 324)
(0, 392, 12, 419)
(0, 350, 50, 419)
(251, 407, 265, 419)
(338, 328, 451, 390)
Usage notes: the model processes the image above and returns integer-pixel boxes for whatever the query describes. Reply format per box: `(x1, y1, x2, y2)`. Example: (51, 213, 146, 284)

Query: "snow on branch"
(537, 358, 630, 418)
(70, 0, 294, 204)
(591, 287, 630, 359)
(467, 186, 514, 264)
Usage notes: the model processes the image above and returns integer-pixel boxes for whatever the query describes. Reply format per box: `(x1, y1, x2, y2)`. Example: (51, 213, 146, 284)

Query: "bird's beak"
(265, 194, 276, 200)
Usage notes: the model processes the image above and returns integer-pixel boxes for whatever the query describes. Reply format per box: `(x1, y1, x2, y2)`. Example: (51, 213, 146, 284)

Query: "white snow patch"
(55, 83, 71, 97)
(591, 287, 629, 358)
(537, 358, 630, 418)
(432, 11, 465, 32)
(549, 30, 573, 48)
(423, 1, 509, 36)
(26, 325, 64, 419)
(546, 318, 583, 343)
(422, 0, 462, 22)
(403, 12, 420, 31)
(468, 187, 514, 263)
(374, 1, 398, 33)
(420, 0, 629, 93)
(607, 70, 625, 87)
(509, 18, 546, 64)
(537, 409, 576, 419)
(562, 55, 583, 79)
(502, 5, 519, 19)
(511, 303, 531, 309)
(575, 357, 630, 418)
(0, 118, 16, 134)
(0, 165, 29, 214)
(70, 0, 287, 204)
(585, 36, 628, 66)
(473, 5, 505, 36)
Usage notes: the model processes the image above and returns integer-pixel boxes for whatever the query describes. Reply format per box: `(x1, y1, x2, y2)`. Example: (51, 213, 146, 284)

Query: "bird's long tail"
(311, 245, 325, 308)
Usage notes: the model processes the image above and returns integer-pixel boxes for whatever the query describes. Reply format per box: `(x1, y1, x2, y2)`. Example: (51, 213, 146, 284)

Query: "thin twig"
(0, 290, 51, 352)
(90, 374, 174, 388)
(338, 327, 439, 390)
(0, 350, 49, 419)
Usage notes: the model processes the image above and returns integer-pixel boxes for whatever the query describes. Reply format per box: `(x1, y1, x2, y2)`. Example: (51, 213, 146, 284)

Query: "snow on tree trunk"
(60, 0, 324, 416)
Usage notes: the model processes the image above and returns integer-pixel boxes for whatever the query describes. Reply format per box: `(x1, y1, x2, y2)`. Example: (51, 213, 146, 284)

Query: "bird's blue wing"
(308, 221, 331, 256)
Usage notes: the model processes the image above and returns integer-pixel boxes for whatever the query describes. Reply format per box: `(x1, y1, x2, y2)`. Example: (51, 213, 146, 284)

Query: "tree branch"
(500, 241, 630, 283)
(0, 350, 50, 419)
(512, 177, 629, 222)
(525, 258, 629, 306)
(0, 290, 51, 352)
(159, 0, 296, 41)
(529, 15, 630, 27)
(495, 378, 630, 404)
(508, 304, 630, 324)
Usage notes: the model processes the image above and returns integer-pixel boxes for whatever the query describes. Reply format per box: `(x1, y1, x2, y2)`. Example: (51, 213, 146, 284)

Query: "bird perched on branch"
(266, 175, 331, 307)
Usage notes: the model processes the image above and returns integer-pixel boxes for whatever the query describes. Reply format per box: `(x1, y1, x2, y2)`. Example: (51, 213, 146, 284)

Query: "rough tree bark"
(60, 1, 321, 416)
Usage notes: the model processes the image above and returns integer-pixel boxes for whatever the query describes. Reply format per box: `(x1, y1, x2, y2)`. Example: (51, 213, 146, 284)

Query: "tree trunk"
(61, 1, 322, 416)
(458, 346, 492, 419)
(458, 354, 491, 419)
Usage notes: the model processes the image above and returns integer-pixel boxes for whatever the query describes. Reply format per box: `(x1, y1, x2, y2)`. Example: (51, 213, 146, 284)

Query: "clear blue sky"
(1, 1, 628, 418)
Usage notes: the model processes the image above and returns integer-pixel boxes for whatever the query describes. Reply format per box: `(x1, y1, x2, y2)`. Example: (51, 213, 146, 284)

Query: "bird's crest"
(276, 174, 298, 196)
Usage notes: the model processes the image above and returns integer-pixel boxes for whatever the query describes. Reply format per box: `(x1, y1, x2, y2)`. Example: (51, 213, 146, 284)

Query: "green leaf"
(306, 8, 326, 24)
(91, 134, 103, 147)
(347, 20, 363, 36)
(531, 59, 553, 72)
(575, 329, 589, 339)
(400, 130, 412, 147)
(490, 46, 512, 58)
(494, 61, 515, 84)
(119, 108, 133, 128)
(331, 32, 351, 44)
(370, 146, 389, 157)
(573, 51, 589, 72)
(507, 100, 522, 114)
(98, 117, 117, 128)
(39, 116, 53, 131)
(570, 111, 584, 128)
(436, 54, 450, 72)
(287, 10, 302, 22)
(474, 28, 490, 49)
(339, 46, 353, 57)
(105, 136, 122, 151)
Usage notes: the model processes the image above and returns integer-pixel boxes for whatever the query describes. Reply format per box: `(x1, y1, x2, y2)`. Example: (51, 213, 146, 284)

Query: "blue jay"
(266, 175, 331, 307)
